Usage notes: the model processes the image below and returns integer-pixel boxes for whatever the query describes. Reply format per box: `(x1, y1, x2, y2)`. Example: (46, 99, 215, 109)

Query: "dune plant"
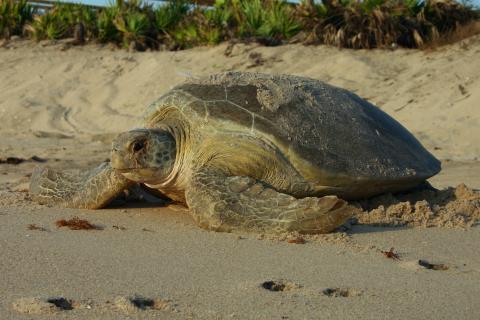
(187, 1, 236, 46)
(297, 0, 478, 49)
(153, 0, 189, 48)
(154, 0, 188, 34)
(26, 11, 67, 40)
(54, 3, 97, 41)
(171, 21, 200, 48)
(97, 5, 121, 42)
(423, 0, 478, 34)
(204, 1, 235, 40)
(114, 10, 149, 49)
(97, 0, 155, 48)
(5, 0, 480, 50)
(205, 1, 233, 29)
(235, 0, 265, 37)
(258, 1, 301, 41)
(404, 0, 425, 16)
(25, 3, 97, 41)
(0, 0, 33, 39)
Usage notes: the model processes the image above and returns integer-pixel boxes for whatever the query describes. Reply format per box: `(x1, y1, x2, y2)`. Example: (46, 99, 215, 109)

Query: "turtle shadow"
(347, 225, 410, 234)
(105, 201, 166, 209)
(106, 183, 173, 209)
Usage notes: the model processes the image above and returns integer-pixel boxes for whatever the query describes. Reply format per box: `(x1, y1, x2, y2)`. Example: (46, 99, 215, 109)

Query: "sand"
(1, 36, 480, 319)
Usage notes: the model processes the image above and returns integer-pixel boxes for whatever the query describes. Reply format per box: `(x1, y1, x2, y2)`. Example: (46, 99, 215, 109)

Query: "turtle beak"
(110, 134, 137, 170)
(111, 130, 151, 171)
(111, 144, 129, 170)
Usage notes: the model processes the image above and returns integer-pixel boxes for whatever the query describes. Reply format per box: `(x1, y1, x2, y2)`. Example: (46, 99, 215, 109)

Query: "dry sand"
(0, 37, 480, 319)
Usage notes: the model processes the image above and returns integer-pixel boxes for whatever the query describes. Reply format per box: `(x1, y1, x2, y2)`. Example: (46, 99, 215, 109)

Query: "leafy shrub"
(155, 0, 188, 33)
(114, 10, 149, 48)
(258, 1, 300, 41)
(297, 0, 479, 49)
(236, 0, 265, 37)
(6, 0, 479, 50)
(26, 11, 67, 40)
(97, 5, 120, 42)
(0, 0, 33, 38)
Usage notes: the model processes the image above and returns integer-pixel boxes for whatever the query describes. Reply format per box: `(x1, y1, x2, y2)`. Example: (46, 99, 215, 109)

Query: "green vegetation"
(25, 3, 96, 40)
(0, 0, 478, 50)
(297, 0, 479, 48)
(0, 0, 33, 38)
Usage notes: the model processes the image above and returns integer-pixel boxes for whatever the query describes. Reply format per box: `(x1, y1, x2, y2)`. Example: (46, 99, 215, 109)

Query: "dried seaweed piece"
(55, 217, 102, 230)
(418, 260, 449, 270)
(287, 236, 306, 244)
(381, 247, 401, 260)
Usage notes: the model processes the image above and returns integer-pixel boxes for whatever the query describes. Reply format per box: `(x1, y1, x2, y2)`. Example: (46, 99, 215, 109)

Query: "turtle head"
(111, 129, 176, 183)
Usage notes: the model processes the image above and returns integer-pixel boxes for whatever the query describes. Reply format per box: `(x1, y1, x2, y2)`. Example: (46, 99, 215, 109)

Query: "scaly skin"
(29, 128, 355, 233)
(29, 162, 132, 209)
(186, 167, 356, 234)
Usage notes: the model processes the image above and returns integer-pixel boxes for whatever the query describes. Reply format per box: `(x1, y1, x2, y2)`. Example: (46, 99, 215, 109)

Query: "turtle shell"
(144, 72, 440, 195)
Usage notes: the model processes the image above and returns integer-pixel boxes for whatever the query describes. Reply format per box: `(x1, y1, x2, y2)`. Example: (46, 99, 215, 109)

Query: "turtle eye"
(132, 140, 145, 153)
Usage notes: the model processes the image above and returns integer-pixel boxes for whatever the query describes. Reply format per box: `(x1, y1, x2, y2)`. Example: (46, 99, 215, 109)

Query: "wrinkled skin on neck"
(111, 129, 176, 184)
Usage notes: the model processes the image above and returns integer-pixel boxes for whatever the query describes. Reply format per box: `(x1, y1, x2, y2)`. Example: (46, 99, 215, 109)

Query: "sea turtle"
(30, 72, 441, 233)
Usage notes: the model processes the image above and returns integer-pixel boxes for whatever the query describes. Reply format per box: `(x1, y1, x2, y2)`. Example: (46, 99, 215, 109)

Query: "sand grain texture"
(356, 183, 480, 228)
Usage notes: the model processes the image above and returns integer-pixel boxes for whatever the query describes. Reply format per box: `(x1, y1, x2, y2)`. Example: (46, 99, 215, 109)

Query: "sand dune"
(1, 37, 480, 160)
(0, 37, 479, 319)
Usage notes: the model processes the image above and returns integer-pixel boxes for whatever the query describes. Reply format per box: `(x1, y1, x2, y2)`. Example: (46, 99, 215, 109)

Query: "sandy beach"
(0, 36, 479, 319)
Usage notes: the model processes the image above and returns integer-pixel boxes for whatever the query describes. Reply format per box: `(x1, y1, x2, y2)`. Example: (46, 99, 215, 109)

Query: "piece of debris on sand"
(381, 247, 401, 260)
(0, 156, 47, 164)
(418, 260, 449, 270)
(287, 236, 306, 244)
(55, 217, 102, 230)
(28, 224, 48, 231)
(354, 184, 480, 228)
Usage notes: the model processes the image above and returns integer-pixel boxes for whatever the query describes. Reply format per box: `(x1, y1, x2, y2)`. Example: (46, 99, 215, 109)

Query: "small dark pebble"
(262, 281, 286, 292)
(31, 155, 47, 162)
(47, 298, 74, 310)
(418, 260, 449, 270)
(130, 297, 155, 310)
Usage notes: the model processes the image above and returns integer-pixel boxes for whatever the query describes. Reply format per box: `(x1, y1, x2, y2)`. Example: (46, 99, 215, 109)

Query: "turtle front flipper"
(30, 162, 133, 209)
(185, 167, 357, 234)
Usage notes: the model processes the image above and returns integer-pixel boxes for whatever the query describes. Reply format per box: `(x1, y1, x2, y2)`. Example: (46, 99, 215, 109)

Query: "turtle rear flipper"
(30, 162, 132, 209)
(186, 167, 356, 234)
